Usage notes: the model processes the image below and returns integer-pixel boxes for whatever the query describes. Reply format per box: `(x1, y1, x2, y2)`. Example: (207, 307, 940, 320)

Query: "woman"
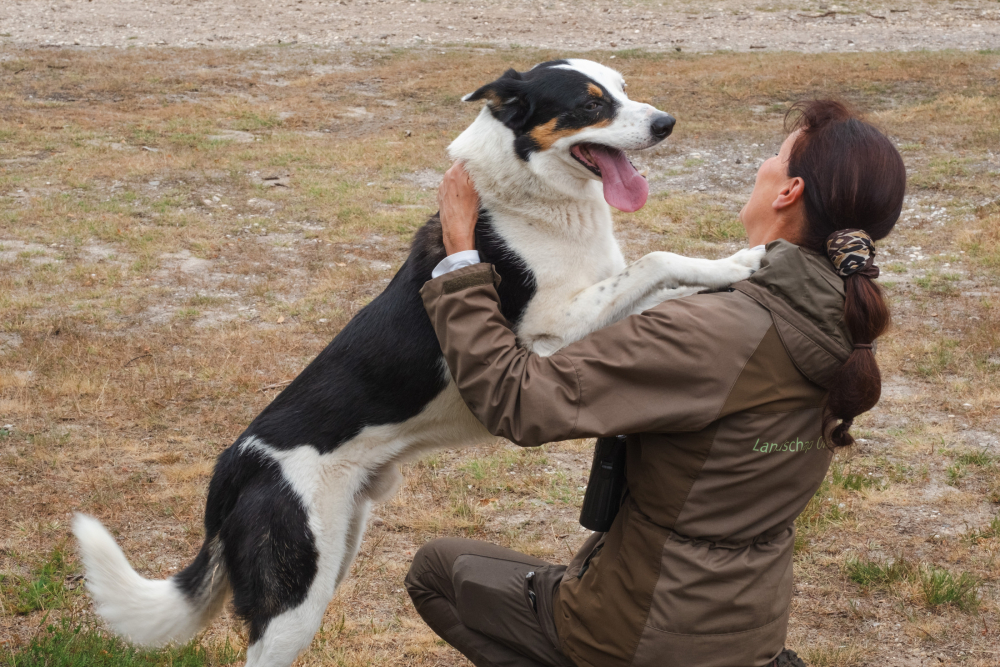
(405, 100, 905, 667)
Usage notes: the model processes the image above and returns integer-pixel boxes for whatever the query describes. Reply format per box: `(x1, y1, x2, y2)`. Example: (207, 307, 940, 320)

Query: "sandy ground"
(1, 0, 999, 53)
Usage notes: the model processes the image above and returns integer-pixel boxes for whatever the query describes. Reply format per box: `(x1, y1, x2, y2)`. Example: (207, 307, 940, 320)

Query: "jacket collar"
(734, 239, 852, 389)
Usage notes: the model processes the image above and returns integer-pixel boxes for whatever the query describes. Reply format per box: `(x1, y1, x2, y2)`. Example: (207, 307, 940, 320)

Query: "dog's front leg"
(628, 285, 705, 315)
(527, 247, 764, 355)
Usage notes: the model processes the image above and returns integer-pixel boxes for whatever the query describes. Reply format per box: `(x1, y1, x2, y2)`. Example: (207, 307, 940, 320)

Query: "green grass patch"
(4, 618, 242, 667)
(1, 547, 78, 615)
(919, 566, 980, 612)
(844, 558, 982, 613)
(954, 450, 995, 467)
(914, 271, 960, 296)
(844, 556, 913, 590)
(915, 338, 960, 377)
(946, 462, 967, 486)
(794, 480, 845, 553)
(831, 463, 883, 492)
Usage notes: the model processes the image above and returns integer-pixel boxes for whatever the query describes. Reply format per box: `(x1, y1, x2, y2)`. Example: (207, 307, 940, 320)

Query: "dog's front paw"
(702, 254, 762, 289)
(727, 246, 766, 272)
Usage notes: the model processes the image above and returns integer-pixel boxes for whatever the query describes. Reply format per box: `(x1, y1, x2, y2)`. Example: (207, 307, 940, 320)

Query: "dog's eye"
(584, 100, 601, 111)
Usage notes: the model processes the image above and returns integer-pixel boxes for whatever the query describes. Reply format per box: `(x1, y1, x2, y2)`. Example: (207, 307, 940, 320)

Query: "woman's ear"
(772, 176, 805, 212)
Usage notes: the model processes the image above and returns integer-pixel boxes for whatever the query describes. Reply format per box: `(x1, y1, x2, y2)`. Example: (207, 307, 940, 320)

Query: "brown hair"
(785, 100, 906, 448)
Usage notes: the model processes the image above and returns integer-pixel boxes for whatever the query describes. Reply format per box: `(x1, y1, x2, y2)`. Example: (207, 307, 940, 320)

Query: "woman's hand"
(438, 161, 479, 255)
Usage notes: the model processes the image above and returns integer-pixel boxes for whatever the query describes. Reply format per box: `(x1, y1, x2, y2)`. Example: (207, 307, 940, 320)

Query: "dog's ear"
(462, 68, 533, 132)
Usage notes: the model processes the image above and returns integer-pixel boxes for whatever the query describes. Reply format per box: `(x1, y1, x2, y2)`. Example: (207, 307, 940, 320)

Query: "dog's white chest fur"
(483, 199, 625, 354)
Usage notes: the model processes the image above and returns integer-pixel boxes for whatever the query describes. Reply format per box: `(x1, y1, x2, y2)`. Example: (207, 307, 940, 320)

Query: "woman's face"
(739, 130, 801, 244)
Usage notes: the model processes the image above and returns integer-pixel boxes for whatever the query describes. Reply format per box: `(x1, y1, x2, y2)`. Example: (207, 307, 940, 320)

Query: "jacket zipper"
(576, 543, 603, 579)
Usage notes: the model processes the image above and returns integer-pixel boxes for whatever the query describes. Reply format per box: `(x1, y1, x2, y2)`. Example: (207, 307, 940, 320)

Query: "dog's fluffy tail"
(73, 514, 229, 646)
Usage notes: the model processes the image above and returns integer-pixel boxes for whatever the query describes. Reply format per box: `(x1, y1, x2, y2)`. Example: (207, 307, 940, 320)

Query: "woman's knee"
(405, 537, 468, 603)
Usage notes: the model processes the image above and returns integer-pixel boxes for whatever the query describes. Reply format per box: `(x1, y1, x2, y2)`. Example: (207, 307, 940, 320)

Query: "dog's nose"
(650, 114, 676, 139)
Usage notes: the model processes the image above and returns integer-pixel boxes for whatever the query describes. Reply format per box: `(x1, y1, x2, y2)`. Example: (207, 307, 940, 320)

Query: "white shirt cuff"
(432, 250, 482, 279)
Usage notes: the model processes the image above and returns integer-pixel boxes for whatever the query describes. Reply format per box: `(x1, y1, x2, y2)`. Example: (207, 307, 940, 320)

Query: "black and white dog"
(74, 59, 763, 666)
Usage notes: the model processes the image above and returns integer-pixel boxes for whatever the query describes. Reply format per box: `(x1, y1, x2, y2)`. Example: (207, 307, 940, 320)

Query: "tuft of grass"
(918, 566, 980, 612)
(831, 464, 883, 492)
(914, 271, 960, 296)
(794, 480, 845, 553)
(844, 556, 914, 590)
(801, 644, 865, 667)
(693, 211, 744, 242)
(965, 515, 1000, 544)
(945, 462, 966, 487)
(1, 547, 79, 615)
(954, 450, 995, 467)
(4, 618, 242, 667)
(915, 338, 960, 377)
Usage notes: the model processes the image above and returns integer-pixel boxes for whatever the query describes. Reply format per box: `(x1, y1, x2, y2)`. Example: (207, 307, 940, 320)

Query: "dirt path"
(2, 0, 999, 52)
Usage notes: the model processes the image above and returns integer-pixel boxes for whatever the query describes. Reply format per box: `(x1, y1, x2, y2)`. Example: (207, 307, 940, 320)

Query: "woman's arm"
(427, 162, 771, 445)
(421, 266, 770, 446)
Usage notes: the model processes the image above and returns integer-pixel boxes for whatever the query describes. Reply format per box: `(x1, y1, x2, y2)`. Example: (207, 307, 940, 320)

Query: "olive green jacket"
(420, 240, 852, 667)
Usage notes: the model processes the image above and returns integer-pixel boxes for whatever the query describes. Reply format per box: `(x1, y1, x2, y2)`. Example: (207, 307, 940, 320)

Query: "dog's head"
(460, 59, 674, 212)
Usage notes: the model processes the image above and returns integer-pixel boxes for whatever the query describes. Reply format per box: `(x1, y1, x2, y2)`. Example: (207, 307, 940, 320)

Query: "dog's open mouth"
(570, 142, 649, 213)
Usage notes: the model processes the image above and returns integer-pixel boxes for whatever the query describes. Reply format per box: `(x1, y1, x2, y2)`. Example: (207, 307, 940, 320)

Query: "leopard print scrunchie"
(826, 229, 880, 280)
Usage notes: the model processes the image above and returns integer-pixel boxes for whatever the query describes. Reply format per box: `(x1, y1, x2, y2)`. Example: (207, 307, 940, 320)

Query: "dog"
(74, 59, 764, 666)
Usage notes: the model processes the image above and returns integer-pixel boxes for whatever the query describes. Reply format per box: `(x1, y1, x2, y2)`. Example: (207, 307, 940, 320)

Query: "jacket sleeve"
(420, 264, 766, 446)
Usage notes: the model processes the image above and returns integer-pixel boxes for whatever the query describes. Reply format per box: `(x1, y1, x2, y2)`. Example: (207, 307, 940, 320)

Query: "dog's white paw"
(727, 246, 767, 271)
(701, 253, 762, 289)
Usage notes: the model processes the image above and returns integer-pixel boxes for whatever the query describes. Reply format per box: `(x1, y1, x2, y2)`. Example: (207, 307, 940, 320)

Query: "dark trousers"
(405, 538, 575, 667)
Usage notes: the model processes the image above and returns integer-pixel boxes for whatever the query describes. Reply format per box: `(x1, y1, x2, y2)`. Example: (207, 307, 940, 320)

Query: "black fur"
(172, 537, 217, 601)
(465, 60, 620, 161)
(186, 213, 536, 637)
(240, 222, 451, 454)
(219, 447, 318, 642)
(476, 212, 537, 327)
(232, 214, 534, 455)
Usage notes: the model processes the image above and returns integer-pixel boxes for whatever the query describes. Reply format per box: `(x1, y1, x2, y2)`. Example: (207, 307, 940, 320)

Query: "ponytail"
(785, 100, 906, 447)
(823, 272, 891, 447)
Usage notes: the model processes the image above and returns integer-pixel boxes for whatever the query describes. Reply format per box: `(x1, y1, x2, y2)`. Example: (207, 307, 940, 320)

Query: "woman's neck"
(746, 214, 805, 247)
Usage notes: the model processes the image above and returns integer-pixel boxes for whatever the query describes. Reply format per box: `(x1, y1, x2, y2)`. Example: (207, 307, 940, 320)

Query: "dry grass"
(1, 45, 999, 665)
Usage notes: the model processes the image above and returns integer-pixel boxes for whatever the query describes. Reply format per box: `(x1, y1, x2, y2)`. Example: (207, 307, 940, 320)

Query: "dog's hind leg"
(214, 443, 358, 667)
(237, 488, 358, 667)
(242, 489, 369, 667)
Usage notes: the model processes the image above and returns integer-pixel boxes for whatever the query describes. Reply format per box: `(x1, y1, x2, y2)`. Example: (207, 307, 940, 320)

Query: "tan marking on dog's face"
(587, 83, 604, 98)
(529, 117, 611, 151)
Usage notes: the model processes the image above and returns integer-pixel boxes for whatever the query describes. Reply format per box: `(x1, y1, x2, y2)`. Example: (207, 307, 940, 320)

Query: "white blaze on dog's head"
(453, 59, 675, 212)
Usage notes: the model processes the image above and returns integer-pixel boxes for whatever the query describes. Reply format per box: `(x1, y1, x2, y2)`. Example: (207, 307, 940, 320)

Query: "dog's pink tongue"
(590, 146, 648, 212)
